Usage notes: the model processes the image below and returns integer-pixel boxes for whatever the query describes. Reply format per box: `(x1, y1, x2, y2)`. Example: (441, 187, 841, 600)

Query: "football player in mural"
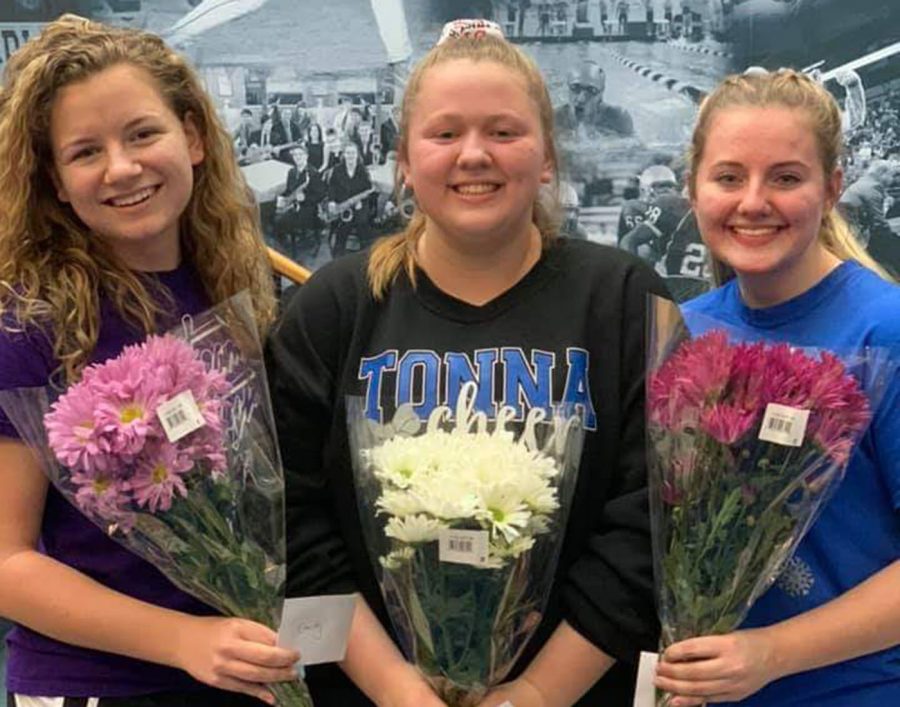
(555, 60, 634, 139)
(619, 165, 710, 301)
(839, 158, 900, 278)
(657, 69, 900, 707)
(267, 19, 667, 707)
(560, 181, 589, 240)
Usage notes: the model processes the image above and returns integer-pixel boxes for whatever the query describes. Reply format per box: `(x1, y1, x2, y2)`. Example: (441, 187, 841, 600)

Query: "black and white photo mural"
(1, 0, 898, 296)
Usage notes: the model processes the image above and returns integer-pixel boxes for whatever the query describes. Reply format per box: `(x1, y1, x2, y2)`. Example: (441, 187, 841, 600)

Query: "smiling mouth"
(453, 183, 501, 196)
(105, 185, 159, 208)
(729, 225, 785, 237)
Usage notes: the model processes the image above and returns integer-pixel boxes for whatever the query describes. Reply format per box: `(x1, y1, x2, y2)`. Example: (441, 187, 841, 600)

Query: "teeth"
(732, 226, 780, 236)
(455, 184, 498, 195)
(110, 186, 156, 207)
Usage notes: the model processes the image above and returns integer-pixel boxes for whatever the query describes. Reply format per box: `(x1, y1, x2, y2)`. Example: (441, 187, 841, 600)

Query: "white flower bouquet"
(347, 383, 585, 705)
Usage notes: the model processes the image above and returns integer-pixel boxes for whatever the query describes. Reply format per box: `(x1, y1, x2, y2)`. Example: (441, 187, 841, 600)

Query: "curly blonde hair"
(0, 14, 276, 383)
(367, 34, 562, 300)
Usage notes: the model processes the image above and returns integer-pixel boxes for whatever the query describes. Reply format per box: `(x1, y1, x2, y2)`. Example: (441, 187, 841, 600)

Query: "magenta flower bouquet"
(645, 297, 892, 655)
(0, 294, 313, 707)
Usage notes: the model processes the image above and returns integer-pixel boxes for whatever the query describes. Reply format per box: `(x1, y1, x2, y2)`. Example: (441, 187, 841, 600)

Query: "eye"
(433, 129, 455, 140)
(774, 173, 802, 187)
(71, 146, 100, 161)
(132, 127, 160, 142)
(713, 172, 741, 186)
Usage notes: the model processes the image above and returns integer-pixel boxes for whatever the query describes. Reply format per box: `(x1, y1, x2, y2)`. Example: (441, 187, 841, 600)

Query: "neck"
(110, 229, 182, 273)
(737, 245, 842, 308)
(416, 222, 542, 306)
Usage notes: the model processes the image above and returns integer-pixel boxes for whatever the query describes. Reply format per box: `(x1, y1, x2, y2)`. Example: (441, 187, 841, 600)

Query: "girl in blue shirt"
(655, 69, 900, 707)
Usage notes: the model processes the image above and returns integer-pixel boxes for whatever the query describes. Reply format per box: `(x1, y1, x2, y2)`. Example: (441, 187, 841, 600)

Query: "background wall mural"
(0, 0, 898, 700)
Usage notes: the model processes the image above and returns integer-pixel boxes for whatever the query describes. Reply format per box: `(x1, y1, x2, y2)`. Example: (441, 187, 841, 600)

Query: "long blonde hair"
(368, 35, 562, 299)
(0, 14, 276, 383)
(688, 69, 892, 285)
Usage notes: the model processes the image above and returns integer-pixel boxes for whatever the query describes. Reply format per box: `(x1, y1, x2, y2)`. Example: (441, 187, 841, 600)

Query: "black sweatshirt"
(266, 239, 666, 706)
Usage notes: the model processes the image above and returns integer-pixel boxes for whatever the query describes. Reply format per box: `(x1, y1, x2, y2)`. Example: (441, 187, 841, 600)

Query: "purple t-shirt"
(0, 264, 220, 697)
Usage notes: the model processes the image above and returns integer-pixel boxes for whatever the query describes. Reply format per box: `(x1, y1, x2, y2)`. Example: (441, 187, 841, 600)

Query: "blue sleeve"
(0, 319, 55, 439)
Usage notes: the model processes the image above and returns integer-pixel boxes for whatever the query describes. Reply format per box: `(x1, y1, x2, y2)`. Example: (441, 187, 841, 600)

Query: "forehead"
(50, 64, 174, 139)
(700, 106, 821, 168)
(412, 59, 537, 119)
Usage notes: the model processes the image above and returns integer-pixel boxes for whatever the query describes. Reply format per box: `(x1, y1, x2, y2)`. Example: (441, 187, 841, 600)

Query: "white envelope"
(277, 594, 357, 666)
(633, 651, 660, 707)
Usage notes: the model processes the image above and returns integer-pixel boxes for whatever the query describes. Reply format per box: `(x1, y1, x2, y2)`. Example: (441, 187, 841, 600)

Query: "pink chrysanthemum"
(649, 331, 734, 430)
(45, 386, 111, 475)
(71, 469, 131, 518)
(699, 403, 758, 445)
(45, 333, 232, 511)
(131, 441, 194, 513)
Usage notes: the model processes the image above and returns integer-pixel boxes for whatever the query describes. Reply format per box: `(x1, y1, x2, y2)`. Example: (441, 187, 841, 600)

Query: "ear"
(182, 112, 205, 166)
(50, 167, 69, 203)
(825, 166, 843, 211)
(540, 154, 554, 185)
(397, 152, 413, 191)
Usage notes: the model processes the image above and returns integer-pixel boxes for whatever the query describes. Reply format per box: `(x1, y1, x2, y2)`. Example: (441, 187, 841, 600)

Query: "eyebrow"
(57, 114, 162, 154)
(710, 160, 810, 170)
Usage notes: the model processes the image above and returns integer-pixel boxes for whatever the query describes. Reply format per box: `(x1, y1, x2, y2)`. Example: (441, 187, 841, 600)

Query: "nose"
(103, 144, 142, 184)
(456, 131, 492, 169)
(736, 178, 772, 217)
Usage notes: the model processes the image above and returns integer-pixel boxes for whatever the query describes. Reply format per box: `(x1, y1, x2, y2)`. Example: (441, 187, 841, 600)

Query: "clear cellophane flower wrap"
(0, 292, 313, 707)
(641, 295, 894, 706)
(346, 382, 585, 706)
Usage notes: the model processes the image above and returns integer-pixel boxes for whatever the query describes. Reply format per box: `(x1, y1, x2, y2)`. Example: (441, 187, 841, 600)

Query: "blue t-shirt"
(683, 261, 900, 706)
(0, 264, 219, 697)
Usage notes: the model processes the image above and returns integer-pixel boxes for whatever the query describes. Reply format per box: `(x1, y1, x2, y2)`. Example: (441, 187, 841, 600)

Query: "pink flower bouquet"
(645, 297, 892, 652)
(0, 294, 313, 707)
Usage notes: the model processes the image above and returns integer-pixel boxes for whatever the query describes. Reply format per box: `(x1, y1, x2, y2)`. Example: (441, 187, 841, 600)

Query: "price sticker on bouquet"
(439, 529, 490, 567)
(759, 403, 809, 447)
(157, 390, 206, 442)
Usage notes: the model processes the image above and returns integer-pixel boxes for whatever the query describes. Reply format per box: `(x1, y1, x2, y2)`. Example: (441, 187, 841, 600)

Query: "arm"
(657, 370, 900, 705)
(655, 561, 900, 706)
(265, 270, 442, 706)
(620, 222, 659, 256)
(482, 260, 669, 705)
(0, 438, 298, 704)
(341, 597, 446, 707)
(479, 622, 615, 707)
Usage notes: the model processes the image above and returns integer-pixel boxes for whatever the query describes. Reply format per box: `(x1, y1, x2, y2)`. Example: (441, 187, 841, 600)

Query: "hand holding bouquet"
(637, 298, 892, 705)
(0, 295, 313, 706)
(348, 383, 584, 706)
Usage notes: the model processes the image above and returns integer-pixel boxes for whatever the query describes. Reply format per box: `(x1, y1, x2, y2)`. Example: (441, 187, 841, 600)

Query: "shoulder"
(0, 308, 56, 393)
(274, 252, 371, 338)
(842, 266, 900, 344)
(547, 239, 668, 297)
(682, 282, 732, 316)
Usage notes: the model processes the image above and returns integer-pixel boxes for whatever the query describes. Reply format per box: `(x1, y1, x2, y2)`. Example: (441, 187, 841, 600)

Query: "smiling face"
(691, 106, 842, 303)
(399, 59, 553, 250)
(50, 63, 204, 271)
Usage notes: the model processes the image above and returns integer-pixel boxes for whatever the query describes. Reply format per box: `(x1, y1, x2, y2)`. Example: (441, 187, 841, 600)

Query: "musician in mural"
(275, 144, 327, 262)
(325, 141, 375, 258)
(232, 107, 258, 165)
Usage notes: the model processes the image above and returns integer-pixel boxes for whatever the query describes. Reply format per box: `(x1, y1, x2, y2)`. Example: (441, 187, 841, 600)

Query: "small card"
(277, 594, 357, 666)
(759, 402, 810, 447)
(438, 528, 490, 567)
(156, 390, 205, 442)
(632, 651, 659, 707)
